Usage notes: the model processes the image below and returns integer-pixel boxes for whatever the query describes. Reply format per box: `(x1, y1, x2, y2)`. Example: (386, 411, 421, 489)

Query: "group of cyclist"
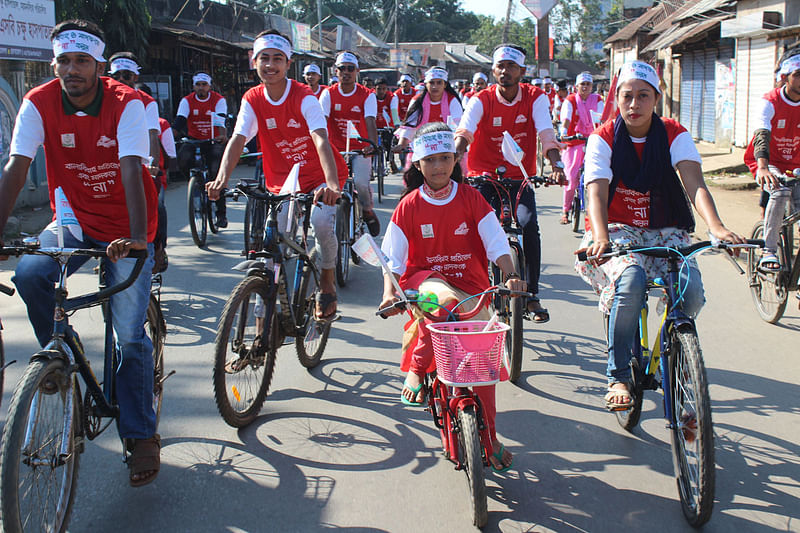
(0, 15, 798, 491)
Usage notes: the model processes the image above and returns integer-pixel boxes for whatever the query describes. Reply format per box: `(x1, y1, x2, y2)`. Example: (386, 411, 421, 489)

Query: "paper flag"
(54, 186, 83, 247)
(279, 163, 302, 226)
(501, 131, 524, 167)
(352, 233, 406, 301)
(346, 120, 360, 139)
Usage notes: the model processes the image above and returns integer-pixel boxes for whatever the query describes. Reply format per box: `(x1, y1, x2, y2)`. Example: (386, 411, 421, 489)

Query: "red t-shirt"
(309, 84, 328, 99)
(744, 87, 800, 175)
(326, 83, 372, 151)
(26, 78, 158, 242)
(592, 118, 690, 229)
(545, 89, 556, 110)
(467, 84, 544, 178)
(394, 88, 416, 121)
(244, 81, 347, 193)
(182, 91, 225, 140)
(375, 93, 395, 128)
(157, 118, 171, 188)
(391, 184, 493, 296)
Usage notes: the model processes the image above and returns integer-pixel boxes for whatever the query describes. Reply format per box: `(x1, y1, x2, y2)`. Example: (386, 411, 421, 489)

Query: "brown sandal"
(128, 434, 161, 487)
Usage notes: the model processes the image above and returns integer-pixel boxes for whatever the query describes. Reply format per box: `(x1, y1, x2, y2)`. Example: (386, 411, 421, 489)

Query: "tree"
(54, 0, 151, 63)
(469, 16, 535, 57)
(549, 0, 605, 62)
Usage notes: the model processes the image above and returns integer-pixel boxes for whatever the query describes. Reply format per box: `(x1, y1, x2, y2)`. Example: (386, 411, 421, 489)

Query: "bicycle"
(213, 182, 333, 428)
(578, 238, 762, 526)
(378, 285, 529, 528)
(559, 134, 589, 233)
(466, 169, 548, 383)
(746, 167, 800, 324)
(181, 138, 221, 248)
(0, 242, 168, 532)
(1, 281, 17, 407)
(239, 150, 266, 254)
(335, 137, 378, 287)
(371, 131, 387, 204)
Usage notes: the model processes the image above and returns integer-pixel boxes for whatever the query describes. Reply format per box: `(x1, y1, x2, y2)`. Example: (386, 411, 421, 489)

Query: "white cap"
(779, 55, 800, 76)
(617, 60, 660, 94)
(533, 78, 543, 85)
(492, 46, 525, 67)
(303, 64, 321, 75)
(335, 51, 359, 67)
(109, 57, 140, 75)
(473, 72, 488, 83)
(399, 74, 413, 83)
(253, 34, 292, 60)
(424, 67, 448, 83)
(193, 72, 212, 84)
(576, 72, 593, 84)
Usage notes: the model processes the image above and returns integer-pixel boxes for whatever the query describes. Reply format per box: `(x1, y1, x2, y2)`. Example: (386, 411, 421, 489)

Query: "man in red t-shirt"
(320, 51, 381, 235)
(303, 63, 327, 98)
(392, 74, 416, 124)
(375, 78, 396, 129)
(208, 30, 347, 319)
(462, 72, 488, 109)
(174, 71, 229, 227)
(0, 19, 160, 487)
(455, 43, 566, 322)
(744, 52, 800, 270)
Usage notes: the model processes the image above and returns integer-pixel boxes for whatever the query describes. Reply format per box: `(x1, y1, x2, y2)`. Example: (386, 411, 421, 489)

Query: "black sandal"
(526, 296, 550, 323)
(316, 292, 337, 320)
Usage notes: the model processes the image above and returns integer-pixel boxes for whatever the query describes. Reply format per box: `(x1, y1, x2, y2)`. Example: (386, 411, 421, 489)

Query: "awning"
(151, 22, 250, 50)
(766, 24, 800, 41)
(642, 15, 729, 53)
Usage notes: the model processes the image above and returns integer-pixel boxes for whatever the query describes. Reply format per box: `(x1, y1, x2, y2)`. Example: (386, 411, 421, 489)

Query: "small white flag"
(447, 115, 459, 131)
(590, 110, 602, 127)
(54, 186, 83, 247)
(382, 108, 392, 126)
(346, 120, 360, 139)
(501, 131, 531, 180)
(352, 233, 406, 301)
(279, 163, 302, 225)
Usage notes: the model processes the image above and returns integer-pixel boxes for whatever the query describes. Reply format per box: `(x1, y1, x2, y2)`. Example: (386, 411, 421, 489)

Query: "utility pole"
(502, 0, 513, 42)
(537, 13, 550, 78)
(317, 0, 323, 52)
(394, 0, 399, 49)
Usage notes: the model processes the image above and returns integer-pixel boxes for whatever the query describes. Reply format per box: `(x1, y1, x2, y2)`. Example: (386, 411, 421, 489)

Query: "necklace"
(422, 180, 452, 200)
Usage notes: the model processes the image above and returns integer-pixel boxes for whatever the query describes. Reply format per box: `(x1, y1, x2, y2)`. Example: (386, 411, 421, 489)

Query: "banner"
(390, 48, 405, 68)
(0, 0, 56, 61)
(291, 21, 311, 52)
(520, 0, 558, 19)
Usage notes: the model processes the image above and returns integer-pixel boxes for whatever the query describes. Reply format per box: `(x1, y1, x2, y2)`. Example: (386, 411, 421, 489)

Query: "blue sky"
(460, 0, 535, 22)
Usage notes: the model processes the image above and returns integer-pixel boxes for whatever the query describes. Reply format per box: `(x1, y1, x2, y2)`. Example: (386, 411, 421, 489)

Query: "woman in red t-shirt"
(380, 122, 525, 472)
(576, 61, 743, 411)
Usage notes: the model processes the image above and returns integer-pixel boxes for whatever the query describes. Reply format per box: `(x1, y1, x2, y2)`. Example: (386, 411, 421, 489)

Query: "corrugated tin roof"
(642, 14, 728, 52)
(605, 5, 663, 43)
(675, 0, 735, 21)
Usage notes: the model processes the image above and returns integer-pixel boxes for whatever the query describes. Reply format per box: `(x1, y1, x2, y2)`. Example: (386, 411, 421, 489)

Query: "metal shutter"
(733, 37, 777, 146)
(691, 51, 703, 137)
(680, 53, 695, 133)
(701, 49, 718, 142)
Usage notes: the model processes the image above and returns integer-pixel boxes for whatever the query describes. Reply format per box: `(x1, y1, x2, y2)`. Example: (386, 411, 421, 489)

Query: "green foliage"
(468, 16, 536, 57)
(54, 0, 151, 62)
(549, 0, 606, 62)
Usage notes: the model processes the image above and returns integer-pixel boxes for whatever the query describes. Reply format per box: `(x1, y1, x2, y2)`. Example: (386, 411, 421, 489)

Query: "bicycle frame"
(779, 209, 800, 291)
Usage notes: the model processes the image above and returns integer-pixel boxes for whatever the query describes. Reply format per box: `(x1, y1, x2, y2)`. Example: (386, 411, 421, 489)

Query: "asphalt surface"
(0, 167, 798, 532)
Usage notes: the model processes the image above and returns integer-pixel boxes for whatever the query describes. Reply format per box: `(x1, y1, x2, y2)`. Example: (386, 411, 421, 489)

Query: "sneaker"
(365, 213, 381, 237)
(216, 216, 228, 229)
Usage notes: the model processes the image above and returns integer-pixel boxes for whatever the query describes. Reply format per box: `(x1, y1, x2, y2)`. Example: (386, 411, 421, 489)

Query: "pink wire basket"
(427, 320, 510, 387)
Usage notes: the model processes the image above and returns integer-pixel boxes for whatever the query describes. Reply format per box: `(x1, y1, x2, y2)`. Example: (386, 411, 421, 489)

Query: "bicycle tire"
(146, 294, 166, 427)
(0, 356, 80, 533)
(457, 405, 488, 528)
(187, 175, 207, 247)
(669, 326, 715, 527)
(571, 194, 581, 233)
(207, 193, 219, 234)
(376, 151, 385, 203)
(243, 198, 253, 252)
(213, 276, 278, 428)
(335, 198, 351, 287)
(295, 263, 332, 369)
(0, 330, 4, 406)
(615, 356, 645, 431)
(747, 221, 789, 323)
(507, 249, 524, 383)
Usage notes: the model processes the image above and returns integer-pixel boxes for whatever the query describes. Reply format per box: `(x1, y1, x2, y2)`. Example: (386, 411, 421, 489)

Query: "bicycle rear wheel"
(571, 194, 581, 233)
(335, 198, 352, 287)
(376, 152, 385, 203)
(187, 176, 207, 247)
(457, 405, 488, 528)
(669, 326, 714, 527)
(146, 294, 166, 427)
(0, 356, 80, 533)
(207, 194, 219, 234)
(747, 222, 788, 323)
(213, 275, 278, 428)
(295, 263, 332, 368)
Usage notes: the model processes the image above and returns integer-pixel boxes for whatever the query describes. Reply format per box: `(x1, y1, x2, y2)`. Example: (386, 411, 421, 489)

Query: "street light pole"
(317, 0, 323, 52)
(502, 0, 513, 42)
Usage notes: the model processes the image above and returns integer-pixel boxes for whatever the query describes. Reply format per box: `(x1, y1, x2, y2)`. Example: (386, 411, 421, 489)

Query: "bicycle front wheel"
(571, 194, 581, 233)
(335, 198, 351, 287)
(669, 326, 714, 527)
(187, 176, 207, 247)
(295, 263, 332, 368)
(615, 356, 645, 431)
(213, 275, 278, 428)
(0, 356, 80, 533)
(457, 405, 488, 528)
(376, 152, 385, 203)
(747, 221, 788, 323)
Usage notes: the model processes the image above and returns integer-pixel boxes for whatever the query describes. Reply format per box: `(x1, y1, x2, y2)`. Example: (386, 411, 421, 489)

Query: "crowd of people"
(0, 16, 798, 493)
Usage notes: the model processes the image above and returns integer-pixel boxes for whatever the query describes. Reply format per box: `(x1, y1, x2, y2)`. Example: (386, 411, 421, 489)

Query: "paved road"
(1, 167, 798, 532)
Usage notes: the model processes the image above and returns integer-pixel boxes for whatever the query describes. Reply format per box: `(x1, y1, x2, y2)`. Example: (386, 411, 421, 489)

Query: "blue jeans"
(12, 225, 157, 439)
(607, 264, 705, 384)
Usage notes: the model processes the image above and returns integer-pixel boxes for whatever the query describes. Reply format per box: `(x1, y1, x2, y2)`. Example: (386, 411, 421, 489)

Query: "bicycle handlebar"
(467, 173, 549, 187)
(229, 181, 315, 207)
(559, 134, 588, 142)
(0, 246, 147, 311)
(576, 239, 765, 262)
(0, 282, 14, 296)
(178, 138, 215, 146)
(376, 286, 532, 321)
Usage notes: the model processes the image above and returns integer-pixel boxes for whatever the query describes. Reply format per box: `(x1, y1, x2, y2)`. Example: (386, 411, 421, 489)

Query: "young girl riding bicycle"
(575, 61, 744, 411)
(379, 122, 525, 471)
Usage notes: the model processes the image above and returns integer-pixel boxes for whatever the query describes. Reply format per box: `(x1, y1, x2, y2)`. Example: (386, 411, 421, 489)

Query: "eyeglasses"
(336, 65, 356, 72)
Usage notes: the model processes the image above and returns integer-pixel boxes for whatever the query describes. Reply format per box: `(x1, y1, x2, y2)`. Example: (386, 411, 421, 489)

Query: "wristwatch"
(553, 160, 565, 170)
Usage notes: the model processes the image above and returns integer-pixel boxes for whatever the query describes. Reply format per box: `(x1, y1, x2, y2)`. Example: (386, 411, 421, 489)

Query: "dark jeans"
(154, 177, 167, 249)
(476, 180, 542, 295)
(178, 140, 226, 217)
